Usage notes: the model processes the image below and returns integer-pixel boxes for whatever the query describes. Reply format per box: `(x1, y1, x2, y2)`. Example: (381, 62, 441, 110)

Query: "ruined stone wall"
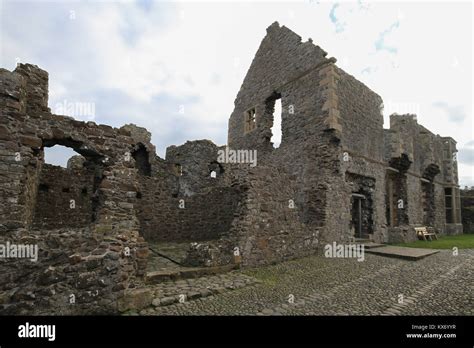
(421, 181, 435, 226)
(0, 64, 156, 233)
(32, 164, 95, 230)
(175, 187, 243, 242)
(389, 115, 417, 166)
(345, 172, 376, 235)
(433, 182, 446, 232)
(383, 114, 463, 238)
(232, 165, 318, 266)
(228, 22, 329, 155)
(21, 160, 42, 231)
(137, 174, 243, 243)
(135, 140, 242, 243)
(274, 63, 344, 234)
(0, 64, 153, 314)
(335, 68, 386, 243)
(0, 23, 466, 313)
(418, 129, 444, 179)
(225, 22, 462, 249)
(0, 226, 152, 315)
(388, 115, 449, 184)
(136, 174, 175, 242)
(461, 188, 474, 233)
(226, 22, 344, 251)
(0, 66, 36, 232)
(406, 175, 423, 226)
(166, 140, 227, 196)
(186, 164, 318, 267)
(341, 160, 387, 242)
(336, 69, 384, 161)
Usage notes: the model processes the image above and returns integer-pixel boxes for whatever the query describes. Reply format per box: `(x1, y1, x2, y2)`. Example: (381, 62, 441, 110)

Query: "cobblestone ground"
(139, 249, 474, 316)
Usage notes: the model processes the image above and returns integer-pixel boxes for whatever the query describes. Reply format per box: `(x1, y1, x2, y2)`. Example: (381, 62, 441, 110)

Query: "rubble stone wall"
(336, 68, 384, 161)
(0, 64, 152, 314)
(0, 226, 152, 315)
(226, 22, 342, 251)
(32, 164, 96, 230)
(185, 164, 318, 267)
(461, 188, 474, 233)
(165, 140, 227, 196)
(138, 174, 244, 243)
(386, 114, 462, 237)
(336, 67, 387, 243)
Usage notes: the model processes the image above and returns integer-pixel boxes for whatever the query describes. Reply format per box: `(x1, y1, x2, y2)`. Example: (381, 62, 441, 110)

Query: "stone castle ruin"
(0, 22, 462, 314)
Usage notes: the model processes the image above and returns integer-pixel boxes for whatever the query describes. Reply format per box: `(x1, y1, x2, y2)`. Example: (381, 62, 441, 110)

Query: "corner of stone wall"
(318, 58, 342, 136)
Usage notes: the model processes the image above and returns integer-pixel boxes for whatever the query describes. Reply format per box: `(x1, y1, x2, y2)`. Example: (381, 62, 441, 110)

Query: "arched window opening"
(43, 145, 79, 168)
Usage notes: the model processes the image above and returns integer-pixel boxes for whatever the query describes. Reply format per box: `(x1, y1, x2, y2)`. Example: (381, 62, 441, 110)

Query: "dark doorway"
(351, 194, 366, 239)
(346, 172, 375, 239)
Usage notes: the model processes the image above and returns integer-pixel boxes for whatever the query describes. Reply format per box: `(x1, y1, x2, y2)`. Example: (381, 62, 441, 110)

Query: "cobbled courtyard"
(133, 249, 474, 316)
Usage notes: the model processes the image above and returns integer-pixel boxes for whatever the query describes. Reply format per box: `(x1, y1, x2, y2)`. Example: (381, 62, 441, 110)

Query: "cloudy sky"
(1, 0, 472, 185)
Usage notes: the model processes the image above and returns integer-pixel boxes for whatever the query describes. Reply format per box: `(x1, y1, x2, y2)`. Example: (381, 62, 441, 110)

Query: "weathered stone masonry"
(0, 22, 463, 314)
(0, 64, 152, 314)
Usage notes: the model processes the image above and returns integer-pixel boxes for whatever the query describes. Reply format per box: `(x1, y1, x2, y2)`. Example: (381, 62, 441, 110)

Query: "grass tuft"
(393, 234, 474, 249)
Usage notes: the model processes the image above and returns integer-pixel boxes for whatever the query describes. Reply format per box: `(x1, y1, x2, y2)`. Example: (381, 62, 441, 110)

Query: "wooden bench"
(415, 226, 438, 241)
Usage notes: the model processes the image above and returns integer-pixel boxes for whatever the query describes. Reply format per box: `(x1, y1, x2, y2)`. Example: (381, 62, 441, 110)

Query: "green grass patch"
(243, 268, 281, 286)
(393, 234, 474, 249)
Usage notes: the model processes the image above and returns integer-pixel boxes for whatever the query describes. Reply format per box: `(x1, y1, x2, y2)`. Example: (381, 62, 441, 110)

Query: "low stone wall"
(0, 227, 149, 315)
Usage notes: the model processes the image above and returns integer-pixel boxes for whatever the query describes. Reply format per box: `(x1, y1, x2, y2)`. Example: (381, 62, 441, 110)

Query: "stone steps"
(121, 272, 259, 314)
(150, 277, 254, 309)
(361, 242, 385, 249)
(366, 246, 440, 261)
(353, 238, 385, 249)
(145, 263, 238, 284)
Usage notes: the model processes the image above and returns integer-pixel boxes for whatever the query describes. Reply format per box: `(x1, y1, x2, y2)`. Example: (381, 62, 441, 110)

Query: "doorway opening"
(351, 193, 369, 239)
